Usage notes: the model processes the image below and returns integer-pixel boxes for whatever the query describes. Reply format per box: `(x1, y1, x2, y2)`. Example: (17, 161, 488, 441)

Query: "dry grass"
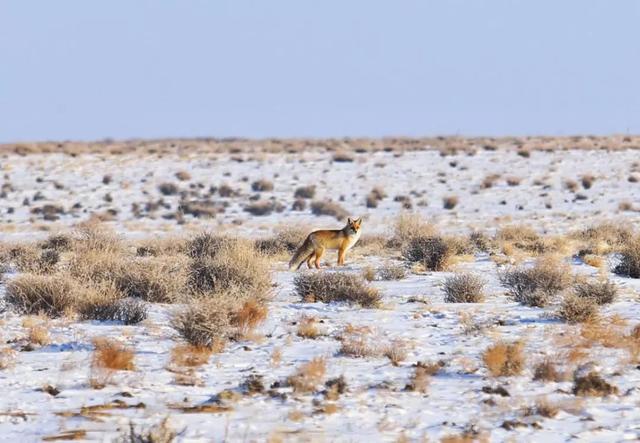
(405, 366, 430, 393)
(255, 225, 308, 256)
(442, 273, 485, 303)
(293, 272, 381, 308)
(287, 357, 326, 393)
(483, 341, 525, 376)
(116, 417, 177, 443)
(233, 298, 268, 336)
(499, 256, 572, 307)
(294, 185, 316, 199)
(171, 294, 238, 348)
(28, 325, 51, 346)
(251, 179, 274, 192)
(523, 398, 559, 418)
(382, 340, 407, 366)
(0, 347, 17, 370)
(378, 263, 406, 280)
(573, 279, 617, 305)
(338, 329, 380, 358)
(77, 284, 148, 325)
(5, 273, 79, 317)
(389, 213, 437, 248)
(92, 338, 135, 371)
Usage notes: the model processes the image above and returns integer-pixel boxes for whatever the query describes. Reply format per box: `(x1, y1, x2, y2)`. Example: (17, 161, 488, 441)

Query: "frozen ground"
(1, 144, 640, 442)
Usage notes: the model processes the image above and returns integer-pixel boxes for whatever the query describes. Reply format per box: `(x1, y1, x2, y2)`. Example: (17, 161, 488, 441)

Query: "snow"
(1, 147, 640, 441)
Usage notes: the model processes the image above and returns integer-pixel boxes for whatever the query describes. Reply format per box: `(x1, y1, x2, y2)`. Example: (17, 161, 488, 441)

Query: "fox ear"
(355, 217, 362, 224)
(347, 217, 353, 224)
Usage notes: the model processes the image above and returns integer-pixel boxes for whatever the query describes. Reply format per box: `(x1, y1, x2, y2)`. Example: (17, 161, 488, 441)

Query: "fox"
(288, 217, 363, 270)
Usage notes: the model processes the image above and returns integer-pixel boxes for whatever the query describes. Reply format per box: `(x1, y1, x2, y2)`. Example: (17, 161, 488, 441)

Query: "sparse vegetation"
(558, 294, 599, 323)
(499, 256, 571, 307)
(310, 200, 349, 220)
(613, 235, 640, 278)
(483, 341, 525, 376)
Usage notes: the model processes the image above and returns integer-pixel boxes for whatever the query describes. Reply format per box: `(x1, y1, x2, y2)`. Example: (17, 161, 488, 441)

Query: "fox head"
(346, 217, 362, 234)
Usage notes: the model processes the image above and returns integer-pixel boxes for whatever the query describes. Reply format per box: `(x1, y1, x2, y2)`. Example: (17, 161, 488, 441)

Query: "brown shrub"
(296, 315, 322, 339)
(483, 341, 525, 376)
(175, 170, 192, 181)
(443, 273, 485, 303)
(382, 340, 407, 366)
(499, 256, 572, 307)
(293, 272, 381, 308)
(294, 185, 316, 199)
(405, 366, 430, 393)
(506, 176, 521, 186)
(572, 371, 618, 396)
(158, 182, 179, 195)
(255, 226, 308, 255)
(558, 294, 599, 323)
(233, 298, 268, 336)
(618, 200, 634, 211)
(78, 284, 148, 325)
(523, 398, 559, 418)
(389, 213, 436, 248)
(244, 200, 278, 216)
(332, 151, 354, 162)
(564, 179, 578, 192)
(310, 200, 349, 220)
(28, 325, 51, 346)
(403, 235, 453, 271)
(287, 357, 326, 393)
(172, 295, 237, 348)
(573, 279, 617, 305)
(581, 174, 595, 189)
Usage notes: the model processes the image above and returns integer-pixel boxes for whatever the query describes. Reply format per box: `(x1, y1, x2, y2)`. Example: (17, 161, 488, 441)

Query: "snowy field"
(1, 139, 640, 442)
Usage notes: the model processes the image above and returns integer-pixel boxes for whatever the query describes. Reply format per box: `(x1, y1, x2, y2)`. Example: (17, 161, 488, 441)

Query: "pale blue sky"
(1, 1, 639, 142)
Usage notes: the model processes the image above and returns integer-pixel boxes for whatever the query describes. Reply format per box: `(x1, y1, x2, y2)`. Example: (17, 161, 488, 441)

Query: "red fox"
(289, 217, 362, 270)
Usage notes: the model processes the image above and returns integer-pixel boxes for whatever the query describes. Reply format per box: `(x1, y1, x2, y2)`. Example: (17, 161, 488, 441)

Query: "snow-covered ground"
(1, 145, 640, 441)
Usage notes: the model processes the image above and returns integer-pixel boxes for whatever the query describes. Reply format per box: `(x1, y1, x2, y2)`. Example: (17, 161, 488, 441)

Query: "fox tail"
(288, 236, 314, 270)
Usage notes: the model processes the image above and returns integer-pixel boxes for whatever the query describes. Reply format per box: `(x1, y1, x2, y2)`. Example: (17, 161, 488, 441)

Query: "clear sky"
(1, 1, 639, 142)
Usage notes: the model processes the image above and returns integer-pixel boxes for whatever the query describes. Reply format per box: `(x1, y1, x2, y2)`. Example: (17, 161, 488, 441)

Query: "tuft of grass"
(533, 359, 564, 382)
(92, 337, 135, 371)
(293, 272, 381, 308)
(255, 226, 308, 256)
(244, 200, 278, 216)
(581, 174, 595, 189)
(332, 151, 354, 162)
(170, 344, 213, 368)
(158, 182, 179, 196)
(405, 365, 430, 393)
(483, 341, 525, 376)
(442, 273, 485, 303)
(296, 315, 322, 339)
(499, 256, 572, 307)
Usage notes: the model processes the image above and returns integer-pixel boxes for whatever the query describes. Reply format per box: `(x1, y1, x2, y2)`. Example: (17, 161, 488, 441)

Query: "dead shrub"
(293, 272, 381, 308)
(573, 279, 617, 305)
(186, 232, 237, 259)
(443, 273, 485, 303)
(158, 182, 179, 196)
(383, 340, 407, 366)
(5, 273, 79, 317)
(9, 244, 60, 274)
(614, 235, 640, 278)
(116, 418, 177, 443)
(405, 365, 431, 393)
(73, 223, 123, 254)
(78, 285, 148, 325)
(523, 398, 559, 418)
(483, 341, 525, 376)
(558, 294, 599, 324)
(572, 371, 618, 396)
(310, 200, 349, 220)
(172, 296, 236, 348)
(92, 337, 135, 371)
(573, 222, 634, 253)
(294, 185, 316, 199)
(564, 179, 578, 192)
(499, 256, 571, 307)
(232, 298, 268, 336)
(251, 179, 274, 192)
(506, 176, 521, 186)
(287, 357, 326, 393)
(175, 170, 191, 181)
(28, 325, 51, 346)
(40, 233, 73, 252)
(403, 236, 453, 271)
(618, 200, 634, 211)
(338, 330, 380, 358)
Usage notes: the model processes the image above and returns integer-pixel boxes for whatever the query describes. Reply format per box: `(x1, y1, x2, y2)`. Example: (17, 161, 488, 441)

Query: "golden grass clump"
(5, 273, 80, 317)
(296, 315, 322, 339)
(614, 235, 640, 278)
(169, 344, 213, 368)
(572, 371, 618, 397)
(483, 341, 525, 376)
(442, 273, 485, 303)
(92, 338, 135, 371)
(557, 294, 600, 324)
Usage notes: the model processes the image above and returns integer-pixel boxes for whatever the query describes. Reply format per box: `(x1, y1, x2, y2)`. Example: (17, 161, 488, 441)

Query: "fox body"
(289, 218, 362, 270)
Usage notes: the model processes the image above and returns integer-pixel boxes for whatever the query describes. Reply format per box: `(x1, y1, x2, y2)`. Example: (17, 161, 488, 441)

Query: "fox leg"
(314, 247, 325, 269)
(306, 252, 315, 269)
(338, 246, 347, 266)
